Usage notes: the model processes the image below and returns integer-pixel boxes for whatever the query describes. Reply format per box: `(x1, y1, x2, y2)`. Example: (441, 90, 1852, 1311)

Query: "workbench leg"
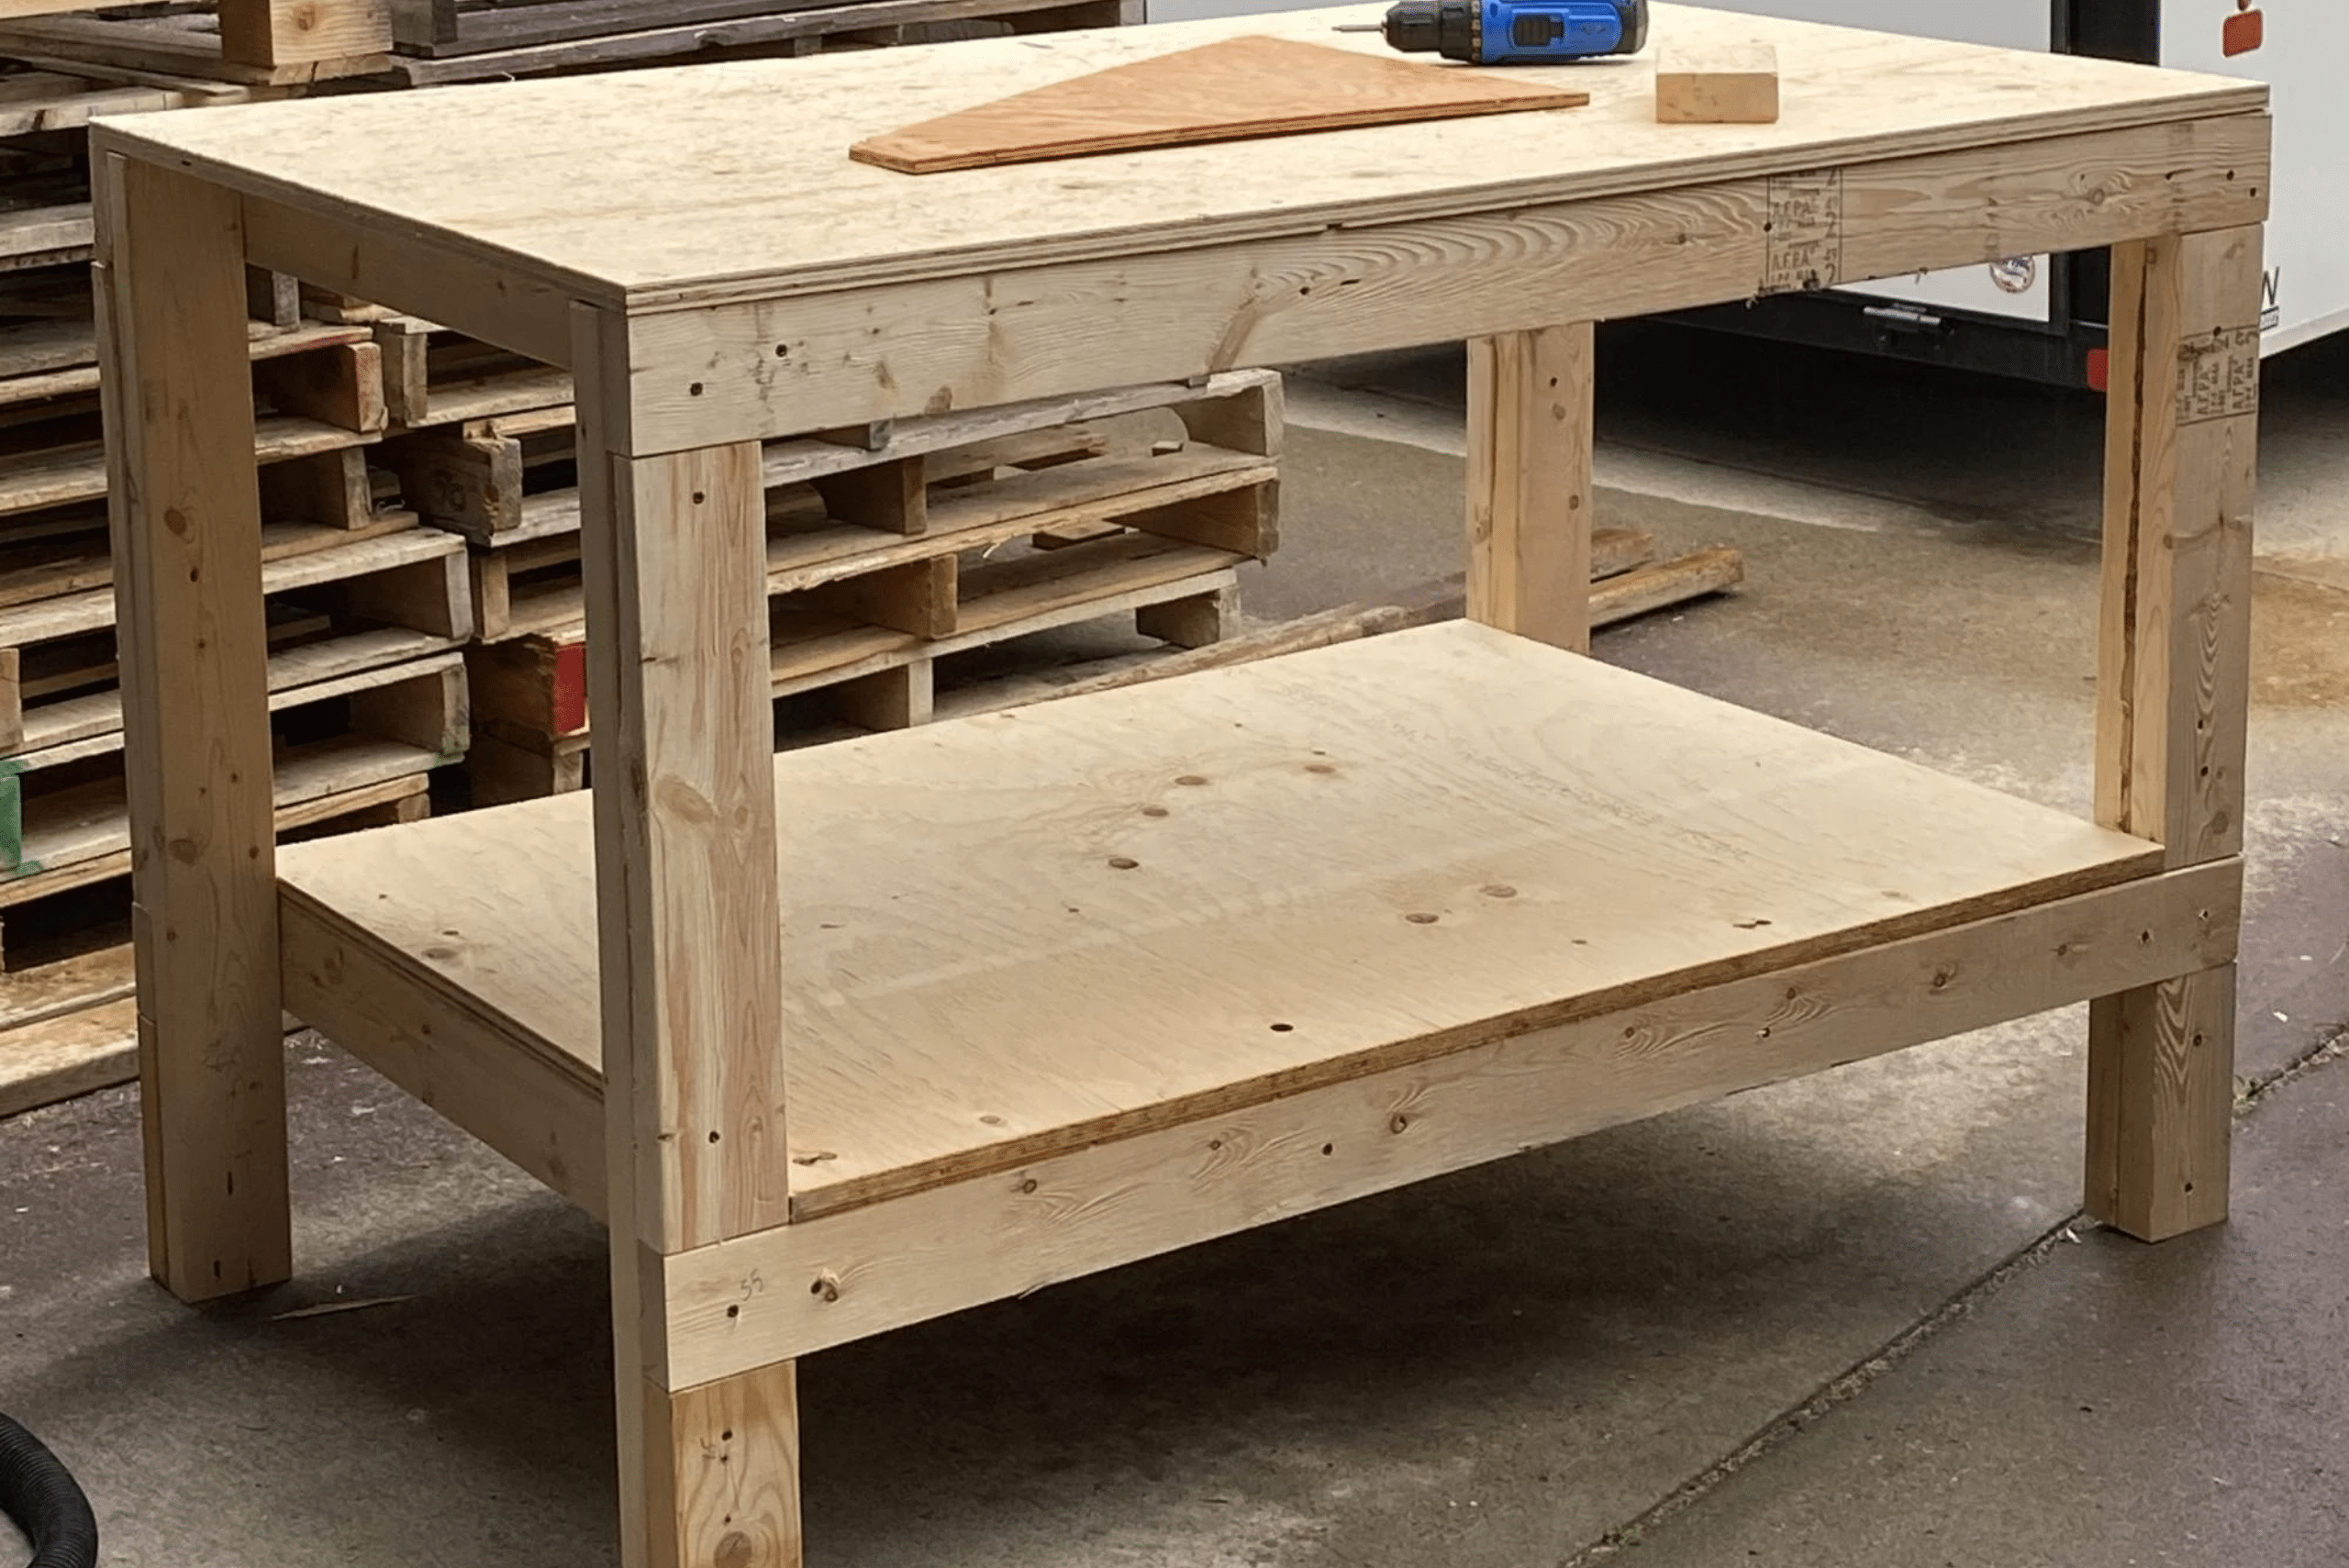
(94, 155, 290, 1301)
(2087, 225, 2261, 1241)
(1466, 323, 1595, 651)
(640, 1363, 804, 1568)
(573, 307, 799, 1567)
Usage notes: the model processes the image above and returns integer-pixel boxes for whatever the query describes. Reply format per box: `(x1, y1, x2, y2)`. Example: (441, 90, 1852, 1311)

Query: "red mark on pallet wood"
(2087, 348, 2110, 394)
(553, 640, 589, 735)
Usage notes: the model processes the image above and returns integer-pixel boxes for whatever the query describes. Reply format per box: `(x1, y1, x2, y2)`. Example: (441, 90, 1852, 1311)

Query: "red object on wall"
(2224, 7, 2264, 57)
(2087, 347, 2110, 393)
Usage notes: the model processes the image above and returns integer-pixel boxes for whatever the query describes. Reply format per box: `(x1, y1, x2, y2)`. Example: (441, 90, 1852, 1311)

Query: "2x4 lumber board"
(645, 854, 2241, 1383)
(575, 423, 789, 1251)
(1655, 45, 1780, 126)
(236, 190, 575, 369)
(612, 112, 2270, 452)
(1466, 324, 1591, 652)
(93, 153, 288, 1302)
(644, 1362, 803, 1568)
(219, 0, 392, 73)
(2086, 224, 2260, 1244)
(2094, 226, 2260, 869)
(276, 621, 2170, 1227)
(568, 315, 784, 1568)
(278, 873, 607, 1210)
(847, 37, 1590, 175)
(2087, 964, 2235, 1243)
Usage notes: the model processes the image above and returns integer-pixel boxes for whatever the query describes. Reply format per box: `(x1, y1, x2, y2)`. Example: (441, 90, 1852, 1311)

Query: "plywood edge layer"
(652, 856, 2242, 1388)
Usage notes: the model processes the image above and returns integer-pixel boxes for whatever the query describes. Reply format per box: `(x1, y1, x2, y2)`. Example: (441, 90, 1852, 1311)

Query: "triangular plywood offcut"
(851, 35, 1589, 174)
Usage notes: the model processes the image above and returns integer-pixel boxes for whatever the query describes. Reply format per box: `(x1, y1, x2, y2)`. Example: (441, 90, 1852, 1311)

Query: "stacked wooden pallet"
(380, 0, 1135, 84)
(0, 0, 393, 87)
(0, 284, 473, 1116)
(370, 356, 1280, 802)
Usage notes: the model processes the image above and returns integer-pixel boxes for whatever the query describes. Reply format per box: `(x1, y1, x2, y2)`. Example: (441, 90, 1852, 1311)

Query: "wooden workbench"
(91, 7, 2266, 1563)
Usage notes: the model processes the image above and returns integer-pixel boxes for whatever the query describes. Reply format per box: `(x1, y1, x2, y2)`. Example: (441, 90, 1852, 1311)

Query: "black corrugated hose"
(0, 1415, 96, 1568)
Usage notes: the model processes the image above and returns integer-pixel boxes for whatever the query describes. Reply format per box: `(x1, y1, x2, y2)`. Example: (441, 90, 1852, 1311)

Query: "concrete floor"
(4, 326, 2346, 1566)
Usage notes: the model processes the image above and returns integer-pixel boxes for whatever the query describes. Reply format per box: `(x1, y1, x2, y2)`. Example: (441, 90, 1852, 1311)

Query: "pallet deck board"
(279, 621, 2160, 1218)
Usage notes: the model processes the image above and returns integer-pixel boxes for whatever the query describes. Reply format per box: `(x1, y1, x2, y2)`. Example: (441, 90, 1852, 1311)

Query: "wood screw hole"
(1320, 1143, 1334, 1156)
(811, 1274, 841, 1302)
(707, 1130, 720, 1143)
(726, 1305, 740, 1319)
(689, 382, 705, 395)
(775, 344, 790, 356)
(1020, 1178, 1038, 1194)
(721, 1429, 733, 1441)
(1389, 1114, 1409, 1134)
(1758, 1026, 1772, 1039)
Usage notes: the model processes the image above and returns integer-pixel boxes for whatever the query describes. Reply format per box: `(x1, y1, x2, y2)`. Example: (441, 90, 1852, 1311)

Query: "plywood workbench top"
(87, 3, 2265, 310)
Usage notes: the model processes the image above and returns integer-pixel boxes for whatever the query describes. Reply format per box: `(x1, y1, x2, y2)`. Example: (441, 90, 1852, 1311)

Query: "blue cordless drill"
(1336, 0, 1646, 63)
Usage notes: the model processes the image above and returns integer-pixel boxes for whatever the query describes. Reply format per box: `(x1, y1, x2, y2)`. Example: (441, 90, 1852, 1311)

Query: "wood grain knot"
(713, 1530, 756, 1568)
(810, 1273, 841, 1303)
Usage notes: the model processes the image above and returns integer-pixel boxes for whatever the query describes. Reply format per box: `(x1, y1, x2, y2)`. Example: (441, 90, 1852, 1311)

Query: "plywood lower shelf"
(276, 621, 2167, 1225)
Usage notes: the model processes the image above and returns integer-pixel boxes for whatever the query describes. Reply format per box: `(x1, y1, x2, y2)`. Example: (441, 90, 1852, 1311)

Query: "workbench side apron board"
(651, 859, 2242, 1387)
(2087, 223, 2261, 1242)
(92, 154, 291, 1303)
(610, 112, 2268, 455)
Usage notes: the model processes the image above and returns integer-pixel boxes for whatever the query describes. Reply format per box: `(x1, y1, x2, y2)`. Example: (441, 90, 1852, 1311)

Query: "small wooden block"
(1655, 45, 1779, 125)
